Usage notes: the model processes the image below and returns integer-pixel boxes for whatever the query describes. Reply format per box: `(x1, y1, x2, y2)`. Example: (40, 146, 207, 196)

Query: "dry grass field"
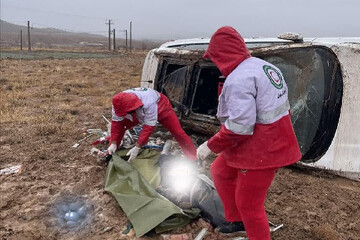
(0, 52, 359, 240)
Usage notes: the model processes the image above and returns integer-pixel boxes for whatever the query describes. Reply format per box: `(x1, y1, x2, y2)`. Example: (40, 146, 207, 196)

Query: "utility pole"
(20, 30, 23, 51)
(129, 21, 132, 52)
(113, 29, 116, 51)
(27, 21, 31, 51)
(106, 20, 113, 51)
(125, 29, 128, 52)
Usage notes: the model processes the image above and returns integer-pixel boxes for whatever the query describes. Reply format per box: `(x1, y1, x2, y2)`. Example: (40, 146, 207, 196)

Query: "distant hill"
(1, 20, 28, 33)
(0, 20, 163, 50)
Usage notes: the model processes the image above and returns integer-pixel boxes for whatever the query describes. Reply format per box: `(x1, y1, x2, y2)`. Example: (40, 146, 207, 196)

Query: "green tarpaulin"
(104, 149, 199, 237)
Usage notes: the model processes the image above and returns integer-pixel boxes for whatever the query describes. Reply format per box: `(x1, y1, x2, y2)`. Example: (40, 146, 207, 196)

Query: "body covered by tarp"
(104, 149, 199, 237)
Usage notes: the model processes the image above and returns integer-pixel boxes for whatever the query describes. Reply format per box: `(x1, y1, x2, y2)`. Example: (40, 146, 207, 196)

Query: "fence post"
(27, 21, 31, 51)
(129, 21, 132, 52)
(106, 19, 113, 51)
(20, 30, 23, 51)
(113, 29, 116, 51)
(125, 30, 128, 52)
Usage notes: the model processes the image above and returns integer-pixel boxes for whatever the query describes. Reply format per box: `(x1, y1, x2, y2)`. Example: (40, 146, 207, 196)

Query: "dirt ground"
(0, 52, 359, 240)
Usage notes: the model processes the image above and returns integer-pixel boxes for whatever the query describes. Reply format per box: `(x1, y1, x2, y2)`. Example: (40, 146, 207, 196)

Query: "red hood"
(203, 26, 251, 77)
(112, 92, 143, 117)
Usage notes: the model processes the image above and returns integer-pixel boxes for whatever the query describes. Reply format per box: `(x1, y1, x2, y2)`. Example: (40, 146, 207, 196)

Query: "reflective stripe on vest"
(144, 119, 157, 126)
(112, 106, 124, 121)
(256, 100, 290, 124)
(225, 119, 254, 135)
(112, 106, 134, 122)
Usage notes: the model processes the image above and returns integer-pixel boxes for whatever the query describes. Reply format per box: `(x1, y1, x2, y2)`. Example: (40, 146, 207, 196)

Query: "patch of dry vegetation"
(0, 52, 146, 239)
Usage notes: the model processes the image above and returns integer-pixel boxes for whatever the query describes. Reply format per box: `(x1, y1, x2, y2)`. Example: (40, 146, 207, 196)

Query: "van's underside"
(153, 44, 343, 164)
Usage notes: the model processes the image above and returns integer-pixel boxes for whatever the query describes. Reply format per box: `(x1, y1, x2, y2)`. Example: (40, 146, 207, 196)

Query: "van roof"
(159, 37, 360, 50)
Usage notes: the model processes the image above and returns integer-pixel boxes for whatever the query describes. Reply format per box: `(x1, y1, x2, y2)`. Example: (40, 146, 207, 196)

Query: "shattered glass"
(262, 48, 332, 156)
(162, 66, 187, 104)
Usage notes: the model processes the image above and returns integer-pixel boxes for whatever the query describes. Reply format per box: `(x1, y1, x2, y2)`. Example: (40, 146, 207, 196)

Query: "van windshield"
(259, 47, 342, 160)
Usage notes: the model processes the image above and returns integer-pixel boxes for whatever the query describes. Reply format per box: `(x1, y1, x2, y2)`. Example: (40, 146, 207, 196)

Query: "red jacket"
(204, 26, 301, 169)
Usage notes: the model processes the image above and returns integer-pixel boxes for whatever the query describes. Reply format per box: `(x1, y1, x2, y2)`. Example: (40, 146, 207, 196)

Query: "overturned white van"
(140, 35, 360, 181)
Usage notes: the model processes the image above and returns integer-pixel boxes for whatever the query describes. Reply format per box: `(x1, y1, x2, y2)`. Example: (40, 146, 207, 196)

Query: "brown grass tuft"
(311, 224, 341, 240)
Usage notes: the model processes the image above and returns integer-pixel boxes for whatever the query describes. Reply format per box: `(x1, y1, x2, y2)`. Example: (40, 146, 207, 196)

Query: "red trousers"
(158, 107, 197, 160)
(210, 154, 277, 240)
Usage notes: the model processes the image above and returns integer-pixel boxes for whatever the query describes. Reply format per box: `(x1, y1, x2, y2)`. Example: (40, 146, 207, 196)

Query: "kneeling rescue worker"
(196, 26, 302, 239)
(107, 87, 197, 161)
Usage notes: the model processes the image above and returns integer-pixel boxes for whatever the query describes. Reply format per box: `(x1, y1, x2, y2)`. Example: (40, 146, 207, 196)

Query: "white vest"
(112, 87, 160, 126)
(217, 57, 290, 135)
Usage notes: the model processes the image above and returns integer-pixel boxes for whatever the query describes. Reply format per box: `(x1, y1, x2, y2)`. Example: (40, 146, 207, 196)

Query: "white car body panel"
(140, 37, 360, 181)
(303, 43, 360, 181)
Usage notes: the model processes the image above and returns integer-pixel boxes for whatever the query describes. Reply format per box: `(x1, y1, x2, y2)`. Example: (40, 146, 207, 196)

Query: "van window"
(191, 66, 222, 115)
(157, 62, 186, 101)
(164, 64, 185, 76)
(162, 66, 188, 104)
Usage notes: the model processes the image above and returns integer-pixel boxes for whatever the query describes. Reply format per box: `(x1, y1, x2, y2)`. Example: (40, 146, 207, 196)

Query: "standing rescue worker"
(196, 26, 302, 239)
(107, 87, 197, 161)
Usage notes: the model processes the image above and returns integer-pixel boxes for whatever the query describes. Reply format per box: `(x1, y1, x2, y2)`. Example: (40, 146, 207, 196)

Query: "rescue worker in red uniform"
(196, 26, 302, 239)
(107, 87, 197, 161)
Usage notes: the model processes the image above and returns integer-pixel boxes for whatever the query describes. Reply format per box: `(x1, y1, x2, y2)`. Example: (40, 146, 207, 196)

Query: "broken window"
(191, 66, 222, 115)
(162, 66, 187, 105)
(259, 47, 342, 161)
(157, 63, 187, 105)
(164, 63, 185, 76)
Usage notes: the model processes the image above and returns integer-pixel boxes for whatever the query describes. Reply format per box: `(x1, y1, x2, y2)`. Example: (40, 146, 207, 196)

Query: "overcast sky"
(1, 0, 359, 41)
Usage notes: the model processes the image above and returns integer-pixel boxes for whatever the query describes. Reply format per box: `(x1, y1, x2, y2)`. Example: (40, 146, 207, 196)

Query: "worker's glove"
(107, 143, 117, 155)
(195, 159, 207, 169)
(126, 146, 141, 162)
(196, 141, 212, 161)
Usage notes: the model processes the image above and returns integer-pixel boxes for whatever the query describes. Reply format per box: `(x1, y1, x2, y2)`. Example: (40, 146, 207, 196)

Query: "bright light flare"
(165, 158, 198, 193)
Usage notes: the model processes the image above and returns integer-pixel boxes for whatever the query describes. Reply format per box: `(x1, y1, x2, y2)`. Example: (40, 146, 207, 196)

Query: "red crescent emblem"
(270, 71, 280, 83)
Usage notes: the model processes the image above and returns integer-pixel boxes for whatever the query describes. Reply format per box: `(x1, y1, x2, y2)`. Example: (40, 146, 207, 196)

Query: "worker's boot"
(216, 221, 245, 233)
